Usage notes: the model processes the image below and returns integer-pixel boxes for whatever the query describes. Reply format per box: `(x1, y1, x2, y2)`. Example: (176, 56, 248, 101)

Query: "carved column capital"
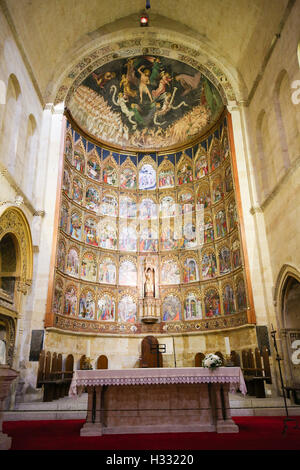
(33, 210, 46, 217)
(16, 280, 32, 295)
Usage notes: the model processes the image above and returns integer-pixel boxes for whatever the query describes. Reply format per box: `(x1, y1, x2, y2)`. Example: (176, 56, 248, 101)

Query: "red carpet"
(3, 416, 300, 450)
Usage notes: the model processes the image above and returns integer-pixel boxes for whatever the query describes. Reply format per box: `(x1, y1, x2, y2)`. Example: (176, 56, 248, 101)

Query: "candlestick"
(86, 339, 91, 358)
(224, 337, 231, 356)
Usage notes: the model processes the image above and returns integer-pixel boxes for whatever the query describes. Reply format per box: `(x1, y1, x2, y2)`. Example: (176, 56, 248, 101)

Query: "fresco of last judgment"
(68, 56, 224, 151)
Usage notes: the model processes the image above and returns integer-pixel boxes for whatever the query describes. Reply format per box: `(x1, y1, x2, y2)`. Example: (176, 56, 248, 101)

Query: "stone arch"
(48, 17, 245, 106)
(274, 264, 300, 330)
(274, 264, 300, 388)
(22, 114, 38, 198)
(0, 74, 22, 172)
(0, 207, 33, 365)
(0, 313, 16, 367)
(0, 207, 33, 295)
(255, 109, 270, 201)
(274, 69, 299, 167)
(273, 70, 292, 171)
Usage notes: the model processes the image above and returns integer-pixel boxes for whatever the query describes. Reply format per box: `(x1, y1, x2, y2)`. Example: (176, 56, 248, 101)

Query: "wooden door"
(195, 352, 205, 367)
(97, 355, 108, 369)
(140, 336, 163, 368)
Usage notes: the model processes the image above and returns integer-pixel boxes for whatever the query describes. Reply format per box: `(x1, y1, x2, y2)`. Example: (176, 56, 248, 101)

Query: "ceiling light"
(140, 12, 149, 27)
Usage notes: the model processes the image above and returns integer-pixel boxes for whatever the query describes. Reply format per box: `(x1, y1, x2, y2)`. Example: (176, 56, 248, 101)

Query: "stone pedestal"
(0, 365, 19, 450)
(140, 297, 161, 324)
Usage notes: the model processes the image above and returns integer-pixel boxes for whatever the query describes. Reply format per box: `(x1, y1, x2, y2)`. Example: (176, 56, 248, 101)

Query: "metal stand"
(270, 325, 300, 435)
(172, 337, 177, 368)
(151, 344, 166, 368)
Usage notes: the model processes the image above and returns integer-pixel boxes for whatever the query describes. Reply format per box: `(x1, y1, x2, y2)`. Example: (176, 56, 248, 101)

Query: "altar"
(69, 367, 246, 435)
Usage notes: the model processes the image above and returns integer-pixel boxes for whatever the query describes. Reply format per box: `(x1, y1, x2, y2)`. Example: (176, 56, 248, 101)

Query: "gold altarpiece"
(45, 109, 256, 339)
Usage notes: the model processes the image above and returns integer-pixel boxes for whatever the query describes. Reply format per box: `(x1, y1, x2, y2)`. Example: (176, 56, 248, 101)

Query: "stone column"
(230, 104, 276, 327)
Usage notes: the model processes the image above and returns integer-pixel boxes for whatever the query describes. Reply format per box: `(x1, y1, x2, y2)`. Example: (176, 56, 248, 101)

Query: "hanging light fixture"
(140, 12, 149, 26)
(140, 0, 150, 27)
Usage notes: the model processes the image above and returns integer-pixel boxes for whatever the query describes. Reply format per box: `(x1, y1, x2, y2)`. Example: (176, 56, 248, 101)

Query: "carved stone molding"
(0, 207, 33, 294)
(33, 210, 46, 217)
(16, 280, 32, 296)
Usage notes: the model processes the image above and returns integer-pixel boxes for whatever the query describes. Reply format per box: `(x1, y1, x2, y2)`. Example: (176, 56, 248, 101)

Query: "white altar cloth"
(69, 367, 247, 396)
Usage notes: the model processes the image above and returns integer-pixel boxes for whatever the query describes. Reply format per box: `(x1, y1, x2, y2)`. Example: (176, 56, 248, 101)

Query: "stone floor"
(3, 392, 300, 421)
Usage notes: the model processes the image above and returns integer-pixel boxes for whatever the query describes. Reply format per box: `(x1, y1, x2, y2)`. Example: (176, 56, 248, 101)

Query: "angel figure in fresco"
(92, 71, 116, 89)
(110, 86, 138, 128)
(175, 71, 201, 96)
(137, 66, 153, 103)
(153, 88, 188, 126)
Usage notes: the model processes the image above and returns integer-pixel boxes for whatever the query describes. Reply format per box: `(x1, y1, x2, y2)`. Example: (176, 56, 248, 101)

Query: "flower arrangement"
(82, 357, 93, 370)
(202, 353, 223, 370)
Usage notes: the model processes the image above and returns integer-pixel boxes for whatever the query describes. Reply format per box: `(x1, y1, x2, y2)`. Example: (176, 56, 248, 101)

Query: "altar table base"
(69, 368, 246, 436)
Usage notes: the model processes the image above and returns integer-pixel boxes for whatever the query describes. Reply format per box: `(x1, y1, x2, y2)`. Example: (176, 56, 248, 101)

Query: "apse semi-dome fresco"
(67, 56, 224, 151)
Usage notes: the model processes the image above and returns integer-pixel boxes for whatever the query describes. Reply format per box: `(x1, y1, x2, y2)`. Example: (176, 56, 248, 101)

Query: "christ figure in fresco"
(137, 66, 153, 103)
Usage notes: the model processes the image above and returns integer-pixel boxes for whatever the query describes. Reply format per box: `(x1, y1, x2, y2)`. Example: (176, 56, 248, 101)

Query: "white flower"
(202, 353, 222, 369)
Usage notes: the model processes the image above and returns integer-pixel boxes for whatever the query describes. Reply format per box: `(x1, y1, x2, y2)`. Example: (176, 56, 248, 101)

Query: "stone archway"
(51, 23, 244, 108)
(274, 265, 300, 388)
(0, 206, 33, 366)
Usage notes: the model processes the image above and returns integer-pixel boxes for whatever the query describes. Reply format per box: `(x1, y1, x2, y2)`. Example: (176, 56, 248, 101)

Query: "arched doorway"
(0, 207, 33, 367)
(140, 336, 163, 368)
(282, 276, 300, 388)
(0, 233, 19, 366)
(275, 265, 300, 390)
(0, 233, 18, 302)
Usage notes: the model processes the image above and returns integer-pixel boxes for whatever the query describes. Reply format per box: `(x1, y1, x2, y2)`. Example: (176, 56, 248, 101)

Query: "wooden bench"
(284, 387, 300, 405)
(242, 368, 271, 398)
(36, 351, 74, 402)
(241, 347, 272, 398)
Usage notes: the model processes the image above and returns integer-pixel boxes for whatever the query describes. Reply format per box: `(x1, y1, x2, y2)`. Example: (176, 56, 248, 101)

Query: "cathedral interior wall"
(45, 325, 258, 371)
(0, 3, 299, 400)
(247, 0, 300, 286)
